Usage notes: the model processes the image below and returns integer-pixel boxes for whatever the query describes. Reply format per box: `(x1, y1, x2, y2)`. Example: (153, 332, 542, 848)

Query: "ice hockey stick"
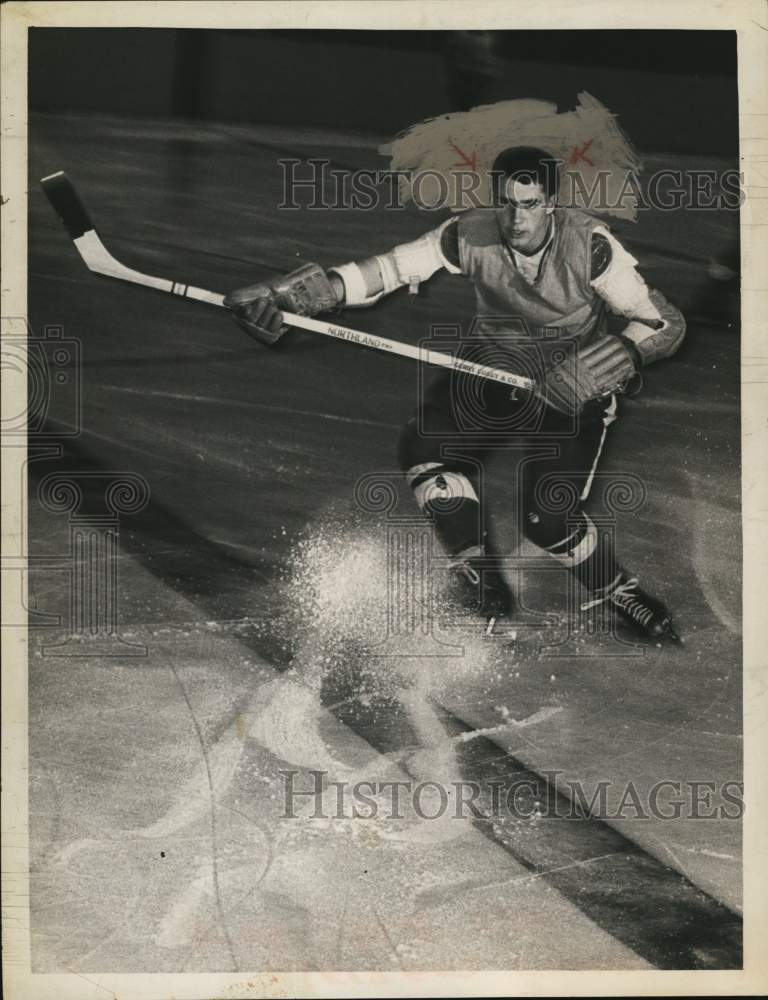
(39, 170, 535, 392)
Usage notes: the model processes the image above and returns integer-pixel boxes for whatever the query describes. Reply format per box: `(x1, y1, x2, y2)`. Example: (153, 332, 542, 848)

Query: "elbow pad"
(330, 219, 461, 306)
(590, 228, 659, 318)
(589, 228, 686, 366)
(621, 290, 686, 366)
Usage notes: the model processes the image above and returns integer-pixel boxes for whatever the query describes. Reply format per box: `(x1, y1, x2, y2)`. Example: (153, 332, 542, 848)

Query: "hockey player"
(224, 147, 685, 641)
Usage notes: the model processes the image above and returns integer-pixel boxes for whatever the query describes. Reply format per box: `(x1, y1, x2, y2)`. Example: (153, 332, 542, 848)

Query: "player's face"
(495, 176, 554, 254)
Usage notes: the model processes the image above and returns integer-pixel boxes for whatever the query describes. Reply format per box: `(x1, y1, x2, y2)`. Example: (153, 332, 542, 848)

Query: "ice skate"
(450, 550, 515, 636)
(584, 573, 681, 643)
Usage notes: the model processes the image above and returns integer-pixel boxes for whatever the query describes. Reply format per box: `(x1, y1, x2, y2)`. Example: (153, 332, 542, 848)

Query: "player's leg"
(520, 396, 679, 641)
(398, 369, 513, 627)
(520, 397, 619, 595)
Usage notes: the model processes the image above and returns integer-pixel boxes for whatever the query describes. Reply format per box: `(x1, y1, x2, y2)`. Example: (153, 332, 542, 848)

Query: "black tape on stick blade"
(40, 171, 94, 240)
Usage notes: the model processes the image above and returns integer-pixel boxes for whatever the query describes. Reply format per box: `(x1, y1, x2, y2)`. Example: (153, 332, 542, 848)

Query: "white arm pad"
(620, 289, 686, 364)
(590, 228, 686, 365)
(590, 227, 663, 321)
(330, 259, 383, 306)
(330, 218, 460, 307)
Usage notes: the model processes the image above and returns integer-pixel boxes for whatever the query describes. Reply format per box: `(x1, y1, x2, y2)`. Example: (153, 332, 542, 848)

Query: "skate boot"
(450, 549, 515, 635)
(584, 572, 681, 642)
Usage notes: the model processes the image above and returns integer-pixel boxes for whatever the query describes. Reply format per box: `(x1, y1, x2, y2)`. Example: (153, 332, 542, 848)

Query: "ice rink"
(26, 108, 742, 971)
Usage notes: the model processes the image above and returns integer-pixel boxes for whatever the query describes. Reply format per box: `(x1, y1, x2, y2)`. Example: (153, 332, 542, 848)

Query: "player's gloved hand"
(228, 293, 285, 345)
(542, 334, 639, 415)
(224, 263, 341, 346)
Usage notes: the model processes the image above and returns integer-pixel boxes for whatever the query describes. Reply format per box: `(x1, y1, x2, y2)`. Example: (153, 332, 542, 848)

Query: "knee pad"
(522, 504, 566, 549)
(524, 508, 598, 567)
(405, 463, 479, 512)
(405, 462, 481, 556)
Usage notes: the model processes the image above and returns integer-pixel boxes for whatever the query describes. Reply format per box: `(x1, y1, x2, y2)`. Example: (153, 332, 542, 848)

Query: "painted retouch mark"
(380, 93, 641, 218)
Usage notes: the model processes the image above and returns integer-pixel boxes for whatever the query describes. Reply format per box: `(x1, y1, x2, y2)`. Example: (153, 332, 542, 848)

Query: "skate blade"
(655, 621, 683, 646)
(486, 616, 517, 640)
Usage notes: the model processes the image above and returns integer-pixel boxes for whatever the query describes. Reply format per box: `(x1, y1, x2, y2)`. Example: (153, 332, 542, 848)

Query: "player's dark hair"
(491, 146, 560, 202)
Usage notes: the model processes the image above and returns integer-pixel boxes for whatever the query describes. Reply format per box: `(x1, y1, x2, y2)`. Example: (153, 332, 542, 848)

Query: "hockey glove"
(224, 263, 341, 346)
(543, 334, 638, 415)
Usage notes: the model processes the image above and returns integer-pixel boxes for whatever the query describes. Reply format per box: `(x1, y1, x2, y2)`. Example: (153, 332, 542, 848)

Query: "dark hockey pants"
(397, 368, 622, 596)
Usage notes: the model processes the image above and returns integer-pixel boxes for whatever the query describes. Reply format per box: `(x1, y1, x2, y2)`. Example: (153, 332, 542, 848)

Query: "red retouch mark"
(570, 139, 595, 167)
(449, 140, 478, 172)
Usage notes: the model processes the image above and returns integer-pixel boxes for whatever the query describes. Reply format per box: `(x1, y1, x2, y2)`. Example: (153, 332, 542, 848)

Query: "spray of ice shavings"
(282, 520, 404, 696)
(379, 91, 642, 220)
(281, 516, 504, 698)
(249, 518, 514, 847)
(247, 674, 357, 778)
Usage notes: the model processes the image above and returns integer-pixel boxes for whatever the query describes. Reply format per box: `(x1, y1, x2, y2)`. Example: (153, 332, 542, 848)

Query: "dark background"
(29, 29, 737, 155)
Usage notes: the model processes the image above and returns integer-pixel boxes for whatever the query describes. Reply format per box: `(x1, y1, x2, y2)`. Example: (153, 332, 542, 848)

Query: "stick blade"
(40, 171, 94, 240)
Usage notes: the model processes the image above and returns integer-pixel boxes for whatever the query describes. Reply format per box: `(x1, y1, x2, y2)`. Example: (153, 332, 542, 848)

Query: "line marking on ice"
(456, 705, 563, 742)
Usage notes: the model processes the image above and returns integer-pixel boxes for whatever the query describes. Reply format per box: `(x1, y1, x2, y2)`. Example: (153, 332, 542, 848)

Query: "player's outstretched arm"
(223, 219, 461, 345)
(331, 217, 462, 307)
